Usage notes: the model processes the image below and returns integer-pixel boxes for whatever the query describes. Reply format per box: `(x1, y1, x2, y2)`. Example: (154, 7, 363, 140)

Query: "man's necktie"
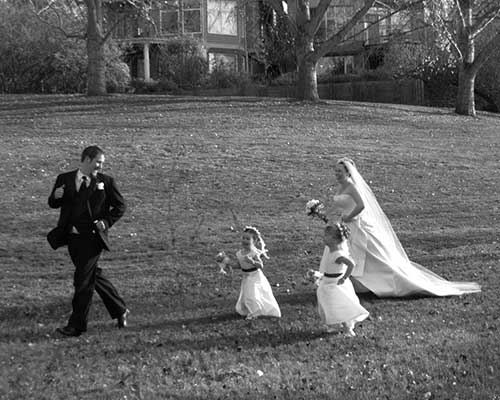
(80, 176, 88, 192)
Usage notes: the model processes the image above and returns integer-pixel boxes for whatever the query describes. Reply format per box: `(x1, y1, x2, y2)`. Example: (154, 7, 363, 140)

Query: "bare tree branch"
(454, 0, 467, 32)
(472, 6, 500, 38)
(427, 2, 463, 60)
(309, 0, 332, 36)
(473, 29, 500, 70)
(340, 1, 422, 44)
(28, 0, 85, 39)
(314, 0, 376, 57)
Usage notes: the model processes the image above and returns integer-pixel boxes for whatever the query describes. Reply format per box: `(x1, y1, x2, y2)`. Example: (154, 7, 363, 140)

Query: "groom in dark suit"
(48, 145, 129, 337)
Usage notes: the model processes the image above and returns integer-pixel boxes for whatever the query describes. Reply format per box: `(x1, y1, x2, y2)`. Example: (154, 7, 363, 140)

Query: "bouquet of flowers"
(215, 251, 232, 275)
(305, 199, 329, 223)
(305, 269, 323, 287)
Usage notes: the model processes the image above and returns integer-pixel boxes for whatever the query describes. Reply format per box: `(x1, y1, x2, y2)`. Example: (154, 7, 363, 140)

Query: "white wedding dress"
(330, 193, 481, 297)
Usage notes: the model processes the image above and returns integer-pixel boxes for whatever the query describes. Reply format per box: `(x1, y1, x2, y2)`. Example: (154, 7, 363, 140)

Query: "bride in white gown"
(328, 158, 481, 297)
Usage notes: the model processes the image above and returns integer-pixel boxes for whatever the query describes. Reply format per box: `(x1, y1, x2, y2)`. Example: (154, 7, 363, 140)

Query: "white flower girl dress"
(235, 249, 281, 319)
(317, 246, 369, 329)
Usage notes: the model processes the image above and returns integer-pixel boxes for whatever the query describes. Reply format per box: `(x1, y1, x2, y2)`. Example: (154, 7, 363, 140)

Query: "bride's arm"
(342, 184, 365, 223)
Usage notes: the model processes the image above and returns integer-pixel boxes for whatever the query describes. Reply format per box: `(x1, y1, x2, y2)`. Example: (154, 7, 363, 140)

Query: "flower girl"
(313, 223, 369, 336)
(234, 226, 281, 320)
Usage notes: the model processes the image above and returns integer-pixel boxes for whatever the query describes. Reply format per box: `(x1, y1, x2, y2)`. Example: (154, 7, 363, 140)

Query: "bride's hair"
(337, 157, 356, 174)
(244, 226, 269, 259)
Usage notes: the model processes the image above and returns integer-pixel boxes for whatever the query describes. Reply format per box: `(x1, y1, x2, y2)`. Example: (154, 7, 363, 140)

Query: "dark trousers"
(67, 233, 126, 331)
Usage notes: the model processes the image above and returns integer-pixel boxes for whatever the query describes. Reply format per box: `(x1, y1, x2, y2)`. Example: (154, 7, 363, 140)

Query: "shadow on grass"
(128, 319, 340, 353)
(0, 298, 67, 324)
(327, 99, 458, 117)
(163, 311, 243, 327)
(275, 287, 409, 305)
(0, 286, 420, 346)
(275, 290, 316, 306)
(2, 311, 344, 352)
(0, 94, 290, 114)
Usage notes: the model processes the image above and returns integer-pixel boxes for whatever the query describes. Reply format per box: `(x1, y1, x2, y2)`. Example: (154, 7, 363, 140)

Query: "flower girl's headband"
(335, 222, 350, 240)
(244, 226, 269, 259)
(326, 223, 350, 241)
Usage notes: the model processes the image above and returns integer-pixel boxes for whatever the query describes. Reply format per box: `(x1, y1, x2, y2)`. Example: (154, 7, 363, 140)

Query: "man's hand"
(94, 220, 106, 231)
(54, 185, 65, 199)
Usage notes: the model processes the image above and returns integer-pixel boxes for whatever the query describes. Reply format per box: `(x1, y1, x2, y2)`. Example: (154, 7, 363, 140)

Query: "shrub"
(375, 39, 459, 106)
(37, 43, 88, 93)
(203, 61, 251, 89)
(155, 38, 208, 90)
(106, 42, 131, 93)
(268, 71, 296, 86)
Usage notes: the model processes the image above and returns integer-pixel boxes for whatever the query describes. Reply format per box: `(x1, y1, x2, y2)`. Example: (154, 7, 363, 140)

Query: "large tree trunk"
(86, 0, 106, 96)
(455, 63, 477, 116)
(87, 37, 106, 96)
(296, 37, 319, 101)
(454, 0, 477, 116)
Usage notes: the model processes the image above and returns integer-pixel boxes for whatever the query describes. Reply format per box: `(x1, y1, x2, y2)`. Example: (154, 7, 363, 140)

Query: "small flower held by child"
(215, 251, 232, 275)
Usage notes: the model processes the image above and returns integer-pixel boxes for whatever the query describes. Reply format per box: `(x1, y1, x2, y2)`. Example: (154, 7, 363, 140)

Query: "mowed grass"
(0, 94, 499, 400)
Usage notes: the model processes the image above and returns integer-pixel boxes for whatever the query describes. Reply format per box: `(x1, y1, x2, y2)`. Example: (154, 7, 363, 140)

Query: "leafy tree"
(0, 1, 87, 93)
(28, 0, 158, 96)
(425, 0, 500, 116)
(0, 0, 130, 93)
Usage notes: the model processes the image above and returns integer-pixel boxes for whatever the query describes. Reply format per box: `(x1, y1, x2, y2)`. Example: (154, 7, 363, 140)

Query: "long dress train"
(330, 193, 481, 297)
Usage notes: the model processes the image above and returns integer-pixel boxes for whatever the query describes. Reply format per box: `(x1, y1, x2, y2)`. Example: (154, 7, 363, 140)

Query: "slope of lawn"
(0, 94, 499, 399)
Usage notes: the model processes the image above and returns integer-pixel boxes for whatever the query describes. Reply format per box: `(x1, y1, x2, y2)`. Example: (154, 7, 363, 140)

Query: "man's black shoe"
(117, 309, 130, 329)
(56, 326, 82, 337)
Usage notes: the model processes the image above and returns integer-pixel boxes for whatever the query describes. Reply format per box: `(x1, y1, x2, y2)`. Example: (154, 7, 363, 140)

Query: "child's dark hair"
(325, 223, 350, 241)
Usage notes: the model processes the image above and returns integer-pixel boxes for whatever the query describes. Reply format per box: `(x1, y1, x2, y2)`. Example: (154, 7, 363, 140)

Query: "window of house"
(161, 7, 180, 34)
(207, 0, 237, 35)
(161, 0, 202, 35)
(379, 15, 390, 40)
(183, 0, 202, 33)
(366, 14, 380, 44)
(208, 52, 237, 71)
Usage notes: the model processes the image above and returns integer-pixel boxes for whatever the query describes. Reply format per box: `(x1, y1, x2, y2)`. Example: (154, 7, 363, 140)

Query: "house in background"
(108, 0, 261, 81)
(312, 0, 426, 75)
(108, 0, 425, 81)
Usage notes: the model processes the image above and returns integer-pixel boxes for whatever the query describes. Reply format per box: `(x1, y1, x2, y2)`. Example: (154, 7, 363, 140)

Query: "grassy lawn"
(0, 94, 499, 400)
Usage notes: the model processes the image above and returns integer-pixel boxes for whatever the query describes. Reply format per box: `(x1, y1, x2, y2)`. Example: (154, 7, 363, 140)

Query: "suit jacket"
(48, 170, 126, 251)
